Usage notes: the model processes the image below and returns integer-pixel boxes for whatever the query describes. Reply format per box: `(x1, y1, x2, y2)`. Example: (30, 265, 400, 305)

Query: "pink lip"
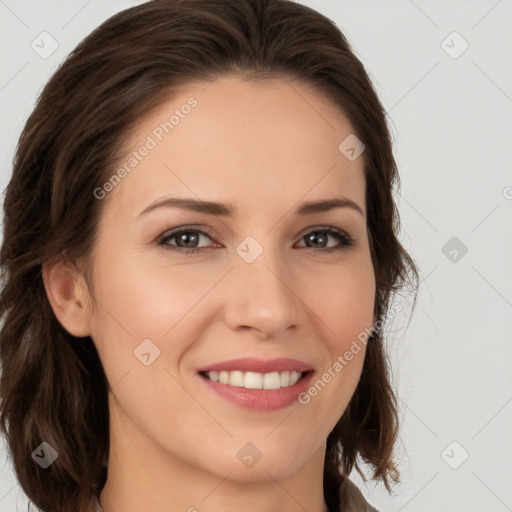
(196, 357, 314, 374)
(198, 370, 315, 411)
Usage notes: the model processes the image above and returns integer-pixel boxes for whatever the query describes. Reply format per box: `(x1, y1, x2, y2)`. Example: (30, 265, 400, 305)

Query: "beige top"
(92, 477, 380, 512)
(340, 476, 380, 512)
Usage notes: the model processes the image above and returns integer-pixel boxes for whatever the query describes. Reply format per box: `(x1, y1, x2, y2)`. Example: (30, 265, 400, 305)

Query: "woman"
(0, 1, 418, 511)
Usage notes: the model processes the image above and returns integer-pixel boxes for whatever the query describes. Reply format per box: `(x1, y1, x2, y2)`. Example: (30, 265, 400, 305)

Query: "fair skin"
(43, 74, 376, 512)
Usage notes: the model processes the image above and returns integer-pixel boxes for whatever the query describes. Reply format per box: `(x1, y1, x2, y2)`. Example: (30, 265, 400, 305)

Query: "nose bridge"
(224, 234, 301, 337)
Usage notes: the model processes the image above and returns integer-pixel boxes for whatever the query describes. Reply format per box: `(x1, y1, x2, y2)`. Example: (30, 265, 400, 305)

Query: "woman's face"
(84, 75, 375, 482)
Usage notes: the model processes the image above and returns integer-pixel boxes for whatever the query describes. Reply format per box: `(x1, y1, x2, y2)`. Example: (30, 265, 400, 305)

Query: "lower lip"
(198, 371, 315, 411)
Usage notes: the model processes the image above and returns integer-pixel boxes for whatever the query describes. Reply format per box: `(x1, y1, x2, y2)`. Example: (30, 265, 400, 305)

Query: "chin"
(203, 446, 309, 483)
(216, 462, 301, 483)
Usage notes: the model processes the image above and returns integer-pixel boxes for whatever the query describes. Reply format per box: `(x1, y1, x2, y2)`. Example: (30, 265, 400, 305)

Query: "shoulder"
(338, 475, 381, 512)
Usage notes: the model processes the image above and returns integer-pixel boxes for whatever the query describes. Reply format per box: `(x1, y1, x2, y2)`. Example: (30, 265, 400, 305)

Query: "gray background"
(1, 1, 511, 511)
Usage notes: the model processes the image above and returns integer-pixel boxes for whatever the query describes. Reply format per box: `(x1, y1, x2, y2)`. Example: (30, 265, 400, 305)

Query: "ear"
(42, 256, 92, 337)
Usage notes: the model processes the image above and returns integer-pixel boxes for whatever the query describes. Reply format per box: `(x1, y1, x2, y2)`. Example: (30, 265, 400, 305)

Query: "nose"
(223, 242, 303, 340)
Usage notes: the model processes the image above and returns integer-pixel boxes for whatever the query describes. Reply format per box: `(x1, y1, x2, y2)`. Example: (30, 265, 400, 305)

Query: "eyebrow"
(137, 196, 364, 219)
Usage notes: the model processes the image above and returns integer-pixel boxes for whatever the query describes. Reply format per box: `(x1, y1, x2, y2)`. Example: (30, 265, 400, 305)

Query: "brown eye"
(157, 226, 354, 254)
(297, 227, 354, 252)
(158, 227, 217, 253)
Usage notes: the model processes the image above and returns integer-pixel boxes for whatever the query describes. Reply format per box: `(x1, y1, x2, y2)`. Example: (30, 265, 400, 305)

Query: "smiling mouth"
(199, 370, 312, 390)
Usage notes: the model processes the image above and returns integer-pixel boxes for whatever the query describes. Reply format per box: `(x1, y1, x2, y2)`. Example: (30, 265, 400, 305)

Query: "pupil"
(307, 232, 326, 248)
(180, 232, 198, 248)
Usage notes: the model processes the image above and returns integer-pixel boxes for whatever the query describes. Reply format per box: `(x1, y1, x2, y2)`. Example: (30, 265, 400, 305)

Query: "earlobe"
(42, 256, 92, 337)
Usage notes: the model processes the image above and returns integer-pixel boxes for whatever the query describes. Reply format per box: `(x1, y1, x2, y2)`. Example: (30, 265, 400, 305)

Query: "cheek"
(91, 248, 201, 335)
(299, 258, 375, 413)
(308, 256, 376, 350)
(87, 249, 224, 380)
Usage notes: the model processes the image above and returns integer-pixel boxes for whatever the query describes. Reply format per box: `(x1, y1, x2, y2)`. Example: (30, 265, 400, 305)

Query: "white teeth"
(245, 371, 263, 389)
(263, 372, 280, 390)
(229, 370, 244, 387)
(289, 371, 301, 385)
(204, 369, 304, 389)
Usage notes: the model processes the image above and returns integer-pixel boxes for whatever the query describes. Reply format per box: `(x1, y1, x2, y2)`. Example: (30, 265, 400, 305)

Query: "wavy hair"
(0, 1, 419, 511)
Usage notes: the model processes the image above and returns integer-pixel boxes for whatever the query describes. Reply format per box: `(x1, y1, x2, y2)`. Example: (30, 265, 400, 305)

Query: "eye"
(157, 225, 355, 254)
(295, 226, 355, 252)
(157, 226, 217, 254)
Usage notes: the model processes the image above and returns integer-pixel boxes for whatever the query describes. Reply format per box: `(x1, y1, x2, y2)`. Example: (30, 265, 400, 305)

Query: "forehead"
(104, 74, 366, 220)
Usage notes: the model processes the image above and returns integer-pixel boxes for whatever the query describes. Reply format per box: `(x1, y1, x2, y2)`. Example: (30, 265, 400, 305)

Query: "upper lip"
(197, 357, 314, 374)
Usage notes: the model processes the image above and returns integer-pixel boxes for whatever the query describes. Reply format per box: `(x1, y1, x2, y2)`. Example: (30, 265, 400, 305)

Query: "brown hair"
(0, 1, 418, 511)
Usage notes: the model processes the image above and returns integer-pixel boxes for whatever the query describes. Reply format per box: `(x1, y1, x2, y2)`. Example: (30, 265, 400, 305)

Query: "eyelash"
(157, 225, 355, 254)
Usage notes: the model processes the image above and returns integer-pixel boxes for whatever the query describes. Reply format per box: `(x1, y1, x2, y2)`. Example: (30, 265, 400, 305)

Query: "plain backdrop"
(1, 1, 511, 511)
